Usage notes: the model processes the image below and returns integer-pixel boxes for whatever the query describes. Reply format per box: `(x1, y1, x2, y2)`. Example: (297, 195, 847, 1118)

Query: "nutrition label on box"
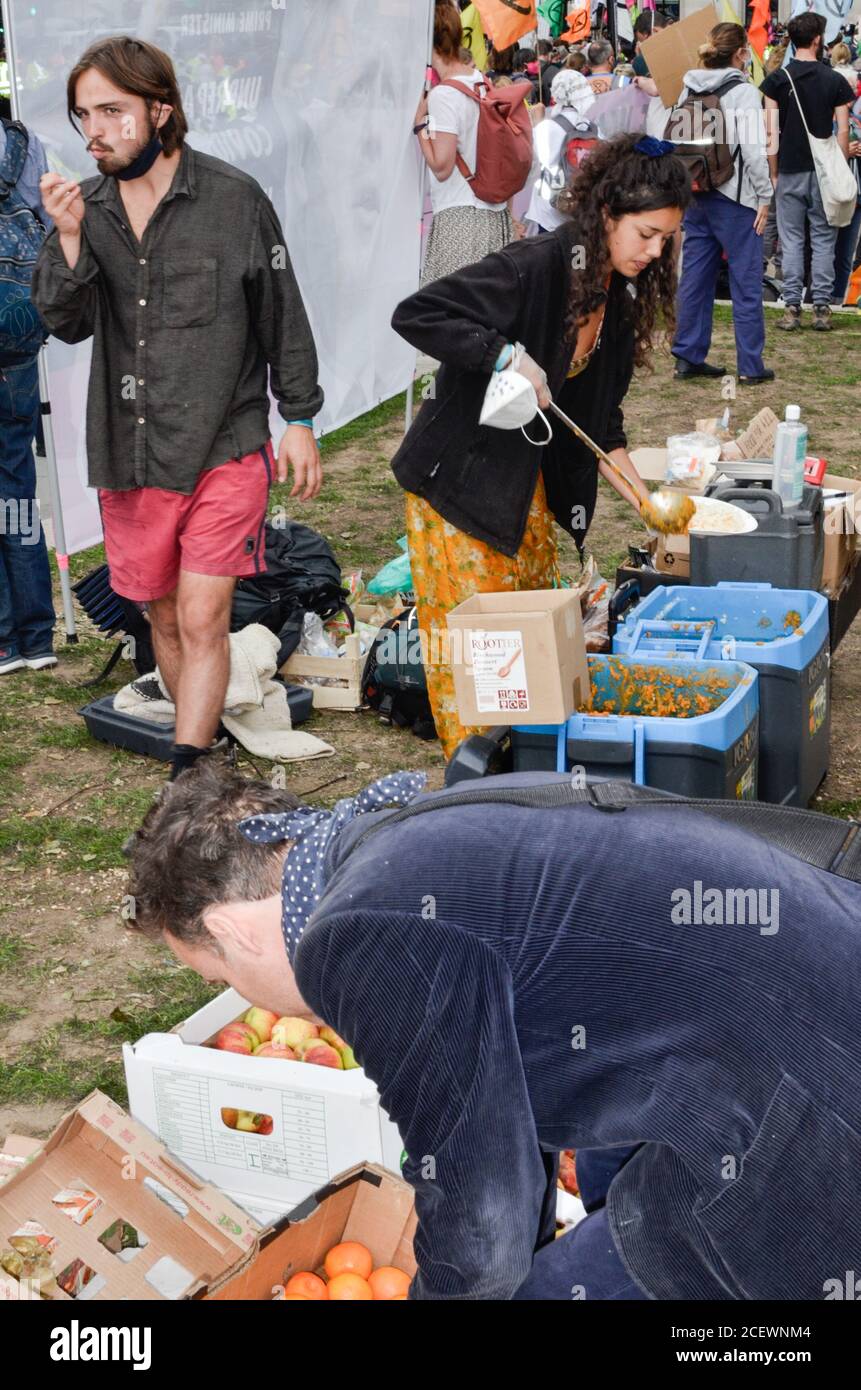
(469, 629, 530, 713)
(152, 1069, 329, 1185)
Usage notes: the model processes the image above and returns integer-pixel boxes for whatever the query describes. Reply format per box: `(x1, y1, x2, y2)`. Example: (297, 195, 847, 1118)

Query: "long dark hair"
(67, 35, 188, 155)
(555, 134, 691, 369)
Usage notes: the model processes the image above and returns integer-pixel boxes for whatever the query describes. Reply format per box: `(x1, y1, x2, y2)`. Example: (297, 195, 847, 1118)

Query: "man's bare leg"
(147, 589, 182, 703)
(173, 571, 236, 747)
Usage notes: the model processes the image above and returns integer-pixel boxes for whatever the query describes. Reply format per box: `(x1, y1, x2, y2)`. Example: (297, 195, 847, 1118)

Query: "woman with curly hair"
(390, 133, 691, 758)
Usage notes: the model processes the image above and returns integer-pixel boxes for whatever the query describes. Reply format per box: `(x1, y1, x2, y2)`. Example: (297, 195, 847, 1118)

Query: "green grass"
(815, 798, 861, 820)
(0, 965, 218, 1106)
(0, 934, 26, 971)
(36, 724, 94, 750)
(318, 390, 408, 457)
(0, 813, 132, 871)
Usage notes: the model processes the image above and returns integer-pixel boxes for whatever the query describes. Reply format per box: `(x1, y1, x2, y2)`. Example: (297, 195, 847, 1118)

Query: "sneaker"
(777, 305, 802, 331)
(812, 304, 833, 331)
(0, 650, 25, 675)
(23, 653, 58, 670)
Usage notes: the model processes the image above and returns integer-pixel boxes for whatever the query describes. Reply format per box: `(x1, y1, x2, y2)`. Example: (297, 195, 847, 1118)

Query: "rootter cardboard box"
(446, 589, 590, 726)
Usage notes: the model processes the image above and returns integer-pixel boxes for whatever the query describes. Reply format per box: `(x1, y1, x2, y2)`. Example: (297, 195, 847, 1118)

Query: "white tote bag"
(785, 69, 858, 228)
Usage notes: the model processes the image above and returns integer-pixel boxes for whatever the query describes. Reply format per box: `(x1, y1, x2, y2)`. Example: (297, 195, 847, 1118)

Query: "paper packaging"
(641, 5, 718, 107)
(0, 1091, 260, 1302)
(655, 531, 691, 579)
(446, 589, 590, 726)
(124, 989, 404, 1225)
(821, 472, 861, 596)
(208, 1161, 417, 1300)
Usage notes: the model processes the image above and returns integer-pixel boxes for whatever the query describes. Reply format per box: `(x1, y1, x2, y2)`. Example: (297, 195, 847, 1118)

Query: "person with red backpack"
(414, 3, 532, 283)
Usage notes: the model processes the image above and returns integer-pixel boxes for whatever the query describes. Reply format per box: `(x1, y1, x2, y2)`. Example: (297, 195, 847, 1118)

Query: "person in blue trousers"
(0, 117, 56, 675)
(667, 24, 774, 386)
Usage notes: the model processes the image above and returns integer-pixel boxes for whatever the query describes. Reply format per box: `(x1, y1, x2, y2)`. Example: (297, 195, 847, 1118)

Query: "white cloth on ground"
(113, 623, 335, 762)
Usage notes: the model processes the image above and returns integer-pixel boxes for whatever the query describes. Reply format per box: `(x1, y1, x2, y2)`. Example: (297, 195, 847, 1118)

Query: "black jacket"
(390, 224, 636, 556)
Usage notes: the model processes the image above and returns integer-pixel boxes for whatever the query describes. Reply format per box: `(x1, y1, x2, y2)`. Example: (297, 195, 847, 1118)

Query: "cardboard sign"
(641, 6, 719, 108)
(734, 407, 780, 461)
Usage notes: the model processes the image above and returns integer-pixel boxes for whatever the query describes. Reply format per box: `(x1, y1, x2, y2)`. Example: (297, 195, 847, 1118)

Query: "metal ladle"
(548, 401, 695, 536)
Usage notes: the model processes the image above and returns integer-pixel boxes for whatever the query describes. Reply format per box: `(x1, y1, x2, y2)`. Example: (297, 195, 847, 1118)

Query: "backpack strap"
(340, 778, 861, 883)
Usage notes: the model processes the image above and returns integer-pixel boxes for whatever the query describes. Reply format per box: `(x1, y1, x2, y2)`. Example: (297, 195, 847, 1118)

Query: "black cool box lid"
(78, 687, 314, 761)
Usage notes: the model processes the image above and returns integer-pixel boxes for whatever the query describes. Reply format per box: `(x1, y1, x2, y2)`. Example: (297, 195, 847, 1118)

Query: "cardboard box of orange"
(0, 1092, 417, 1303)
(446, 589, 590, 726)
(210, 1161, 417, 1301)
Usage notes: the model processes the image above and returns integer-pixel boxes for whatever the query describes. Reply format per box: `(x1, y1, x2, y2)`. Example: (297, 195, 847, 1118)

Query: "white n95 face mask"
(479, 369, 553, 445)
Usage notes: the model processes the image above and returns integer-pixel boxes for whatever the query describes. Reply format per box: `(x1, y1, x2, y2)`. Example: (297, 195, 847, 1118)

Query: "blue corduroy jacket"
(293, 781, 861, 1300)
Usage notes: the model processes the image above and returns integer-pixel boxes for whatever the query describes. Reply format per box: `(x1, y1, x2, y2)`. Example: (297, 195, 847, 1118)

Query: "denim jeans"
(776, 170, 838, 306)
(673, 191, 766, 377)
(833, 198, 861, 302)
(0, 356, 56, 659)
(512, 1146, 648, 1301)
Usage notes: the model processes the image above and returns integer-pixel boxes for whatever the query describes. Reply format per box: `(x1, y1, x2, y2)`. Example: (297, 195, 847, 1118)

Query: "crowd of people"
(1, 9, 861, 1304)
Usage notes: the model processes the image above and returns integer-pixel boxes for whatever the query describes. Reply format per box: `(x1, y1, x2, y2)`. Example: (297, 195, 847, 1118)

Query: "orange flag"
(472, 0, 538, 50)
(561, 3, 590, 43)
(747, 0, 770, 59)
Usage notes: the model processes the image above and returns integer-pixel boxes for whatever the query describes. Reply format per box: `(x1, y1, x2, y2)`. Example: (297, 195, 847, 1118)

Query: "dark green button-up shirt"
(31, 142, 323, 493)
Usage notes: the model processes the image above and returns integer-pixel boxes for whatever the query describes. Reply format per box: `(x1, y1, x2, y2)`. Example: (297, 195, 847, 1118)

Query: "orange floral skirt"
(405, 475, 560, 760)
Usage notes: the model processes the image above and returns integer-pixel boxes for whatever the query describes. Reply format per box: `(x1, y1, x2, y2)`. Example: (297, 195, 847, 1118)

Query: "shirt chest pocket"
(161, 257, 218, 328)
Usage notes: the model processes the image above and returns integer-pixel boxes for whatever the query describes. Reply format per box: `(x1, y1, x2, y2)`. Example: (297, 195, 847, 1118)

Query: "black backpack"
(361, 607, 437, 740)
(232, 521, 350, 667)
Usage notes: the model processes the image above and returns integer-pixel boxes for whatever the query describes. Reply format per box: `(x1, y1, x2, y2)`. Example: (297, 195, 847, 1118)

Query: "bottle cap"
(785, 404, 801, 421)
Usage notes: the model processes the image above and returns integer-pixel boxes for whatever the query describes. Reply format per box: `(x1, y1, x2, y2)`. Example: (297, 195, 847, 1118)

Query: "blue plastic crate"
(516, 651, 759, 801)
(613, 581, 830, 806)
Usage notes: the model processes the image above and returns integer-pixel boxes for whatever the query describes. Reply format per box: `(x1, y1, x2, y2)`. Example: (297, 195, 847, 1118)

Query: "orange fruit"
(368, 1266, 411, 1300)
(281, 1293, 309, 1300)
(324, 1241, 373, 1281)
(285, 1271, 328, 1300)
(326, 1272, 373, 1301)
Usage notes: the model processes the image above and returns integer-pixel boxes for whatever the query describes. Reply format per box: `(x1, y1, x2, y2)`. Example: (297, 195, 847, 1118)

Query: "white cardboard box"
(123, 990, 404, 1224)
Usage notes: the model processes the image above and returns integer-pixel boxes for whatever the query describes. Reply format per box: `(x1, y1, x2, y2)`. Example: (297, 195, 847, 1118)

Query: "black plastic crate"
(78, 688, 314, 762)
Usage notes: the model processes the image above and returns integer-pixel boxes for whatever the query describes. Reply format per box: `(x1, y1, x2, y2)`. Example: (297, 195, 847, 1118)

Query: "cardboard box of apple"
(211, 1008, 358, 1071)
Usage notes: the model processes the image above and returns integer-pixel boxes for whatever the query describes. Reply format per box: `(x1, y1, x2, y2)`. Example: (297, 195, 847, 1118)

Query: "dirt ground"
(1, 305, 859, 1140)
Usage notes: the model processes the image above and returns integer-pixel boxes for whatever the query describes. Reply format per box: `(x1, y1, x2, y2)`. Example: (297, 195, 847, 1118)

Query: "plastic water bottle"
(773, 404, 808, 512)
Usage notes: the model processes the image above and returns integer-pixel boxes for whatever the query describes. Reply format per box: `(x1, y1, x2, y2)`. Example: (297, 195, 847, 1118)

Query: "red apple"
(254, 1042, 297, 1061)
(319, 1025, 347, 1050)
(299, 1039, 343, 1070)
(214, 1022, 259, 1054)
(271, 1016, 318, 1051)
(221, 1108, 239, 1129)
(338, 1044, 359, 1071)
(243, 1007, 279, 1043)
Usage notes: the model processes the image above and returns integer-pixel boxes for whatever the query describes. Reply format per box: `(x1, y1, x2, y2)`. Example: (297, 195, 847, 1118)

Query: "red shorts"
(99, 443, 274, 602)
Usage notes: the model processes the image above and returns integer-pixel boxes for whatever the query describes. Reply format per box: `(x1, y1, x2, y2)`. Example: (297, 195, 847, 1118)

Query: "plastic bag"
(666, 432, 722, 485)
(367, 550, 413, 596)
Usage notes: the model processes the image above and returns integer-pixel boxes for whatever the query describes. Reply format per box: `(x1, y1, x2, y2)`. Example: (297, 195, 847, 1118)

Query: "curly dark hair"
(126, 758, 299, 946)
(555, 134, 692, 369)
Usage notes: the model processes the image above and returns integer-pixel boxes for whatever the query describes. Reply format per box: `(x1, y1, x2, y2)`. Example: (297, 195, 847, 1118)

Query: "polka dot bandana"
(237, 771, 427, 961)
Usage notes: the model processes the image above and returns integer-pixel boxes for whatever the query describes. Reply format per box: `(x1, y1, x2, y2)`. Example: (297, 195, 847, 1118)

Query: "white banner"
(790, 0, 855, 42)
(6, 0, 431, 554)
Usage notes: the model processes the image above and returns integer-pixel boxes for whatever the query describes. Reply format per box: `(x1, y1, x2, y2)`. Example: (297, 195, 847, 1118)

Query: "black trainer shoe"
(673, 357, 727, 379)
